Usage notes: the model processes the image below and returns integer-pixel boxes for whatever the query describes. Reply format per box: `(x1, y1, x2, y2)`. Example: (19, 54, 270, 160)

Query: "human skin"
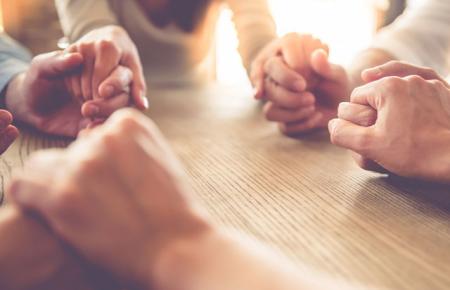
(8, 109, 363, 290)
(251, 35, 396, 136)
(5, 50, 135, 137)
(329, 61, 450, 183)
(66, 25, 148, 110)
(0, 206, 119, 290)
(0, 50, 136, 288)
(250, 33, 349, 135)
(0, 110, 19, 154)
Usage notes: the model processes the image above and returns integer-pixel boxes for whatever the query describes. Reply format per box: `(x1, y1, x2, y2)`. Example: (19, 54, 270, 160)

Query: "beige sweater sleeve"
(54, 0, 119, 42)
(371, 0, 450, 76)
(226, 0, 277, 72)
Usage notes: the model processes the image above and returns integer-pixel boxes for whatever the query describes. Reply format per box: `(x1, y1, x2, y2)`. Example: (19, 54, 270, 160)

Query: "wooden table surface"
(1, 84, 450, 290)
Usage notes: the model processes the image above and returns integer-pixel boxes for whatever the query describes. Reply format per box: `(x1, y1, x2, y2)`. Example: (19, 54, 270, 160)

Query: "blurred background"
(0, 0, 423, 84)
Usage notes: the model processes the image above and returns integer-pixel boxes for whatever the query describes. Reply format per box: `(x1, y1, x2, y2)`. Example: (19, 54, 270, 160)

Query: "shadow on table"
(384, 175, 450, 212)
(356, 175, 450, 214)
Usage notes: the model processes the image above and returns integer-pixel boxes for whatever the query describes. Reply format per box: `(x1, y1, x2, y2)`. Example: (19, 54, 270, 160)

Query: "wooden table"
(1, 84, 450, 290)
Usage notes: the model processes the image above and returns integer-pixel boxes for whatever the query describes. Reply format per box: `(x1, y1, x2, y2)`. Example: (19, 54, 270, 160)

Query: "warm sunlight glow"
(0, 2, 4, 32)
(216, 0, 377, 85)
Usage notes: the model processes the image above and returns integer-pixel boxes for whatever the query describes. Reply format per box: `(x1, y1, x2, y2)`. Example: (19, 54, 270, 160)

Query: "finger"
(362, 61, 448, 85)
(79, 45, 96, 100)
(328, 118, 376, 156)
(82, 93, 130, 119)
(32, 52, 83, 79)
(265, 78, 315, 108)
(310, 49, 346, 82)
(305, 37, 329, 58)
(351, 152, 388, 174)
(349, 81, 383, 108)
(280, 33, 308, 72)
(98, 66, 133, 99)
(0, 110, 13, 131)
(64, 77, 74, 99)
(337, 102, 377, 127)
(66, 75, 83, 103)
(263, 102, 315, 123)
(251, 62, 266, 100)
(264, 56, 306, 92)
(92, 41, 122, 100)
(0, 125, 19, 155)
(122, 55, 148, 110)
(279, 112, 323, 135)
(250, 41, 282, 99)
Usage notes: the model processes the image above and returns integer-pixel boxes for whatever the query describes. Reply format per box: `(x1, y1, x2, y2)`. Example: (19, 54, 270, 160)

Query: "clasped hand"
(251, 33, 349, 136)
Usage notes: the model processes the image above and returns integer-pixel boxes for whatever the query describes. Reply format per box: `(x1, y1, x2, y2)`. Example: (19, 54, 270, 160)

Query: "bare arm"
(226, 0, 278, 73)
(151, 228, 362, 290)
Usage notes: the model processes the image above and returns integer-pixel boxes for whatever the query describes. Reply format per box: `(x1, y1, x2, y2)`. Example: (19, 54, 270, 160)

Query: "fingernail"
(86, 104, 100, 116)
(101, 85, 114, 99)
(141, 94, 149, 109)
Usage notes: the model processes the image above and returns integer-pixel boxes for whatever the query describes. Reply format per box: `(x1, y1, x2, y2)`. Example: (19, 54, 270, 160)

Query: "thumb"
(33, 52, 83, 78)
(361, 61, 448, 87)
(123, 57, 149, 110)
(328, 118, 375, 157)
(311, 49, 345, 81)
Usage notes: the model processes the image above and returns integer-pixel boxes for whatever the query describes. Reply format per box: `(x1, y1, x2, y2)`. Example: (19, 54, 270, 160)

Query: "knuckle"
(78, 42, 93, 52)
(97, 40, 121, 55)
(263, 57, 276, 73)
(385, 60, 402, 67)
(74, 154, 103, 176)
(116, 112, 141, 132)
(51, 182, 81, 211)
(404, 74, 425, 84)
(428, 79, 446, 90)
(361, 111, 377, 127)
(382, 76, 405, 90)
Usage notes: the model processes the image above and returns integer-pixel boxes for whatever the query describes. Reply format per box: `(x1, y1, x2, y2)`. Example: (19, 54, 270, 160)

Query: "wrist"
(145, 216, 216, 290)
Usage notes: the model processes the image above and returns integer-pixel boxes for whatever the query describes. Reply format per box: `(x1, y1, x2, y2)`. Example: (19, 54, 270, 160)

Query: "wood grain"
(1, 84, 450, 290)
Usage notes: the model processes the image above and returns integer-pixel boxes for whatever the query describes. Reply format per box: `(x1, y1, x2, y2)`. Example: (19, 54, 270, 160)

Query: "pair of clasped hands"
(0, 26, 148, 154)
(250, 33, 450, 182)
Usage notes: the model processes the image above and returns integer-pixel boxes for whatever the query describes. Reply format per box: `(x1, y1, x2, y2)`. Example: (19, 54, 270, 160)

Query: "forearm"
(151, 228, 359, 290)
(54, 0, 118, 42)
(347, 48, 396, 89)
(227, 0, 277, 73)
(0, 206, 99, 290)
